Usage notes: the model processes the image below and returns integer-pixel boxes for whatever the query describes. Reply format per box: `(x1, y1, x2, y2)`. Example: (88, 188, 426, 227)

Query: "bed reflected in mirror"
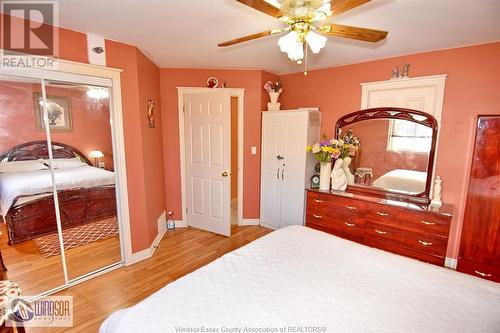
(336, 108, 437, 202)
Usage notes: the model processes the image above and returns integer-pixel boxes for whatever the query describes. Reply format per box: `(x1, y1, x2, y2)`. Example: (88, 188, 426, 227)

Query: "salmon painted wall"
(105, 41, 166, 252)
(160, 68, 278, 220)
(0, 82, 113, 168)
(136, 49, 166, 246)
(279, 42, 500, 259)
(0, 13, 166, 253)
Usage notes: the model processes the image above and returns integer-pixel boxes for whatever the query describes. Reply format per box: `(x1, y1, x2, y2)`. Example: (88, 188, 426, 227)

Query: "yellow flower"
(306, 145, 312, 152)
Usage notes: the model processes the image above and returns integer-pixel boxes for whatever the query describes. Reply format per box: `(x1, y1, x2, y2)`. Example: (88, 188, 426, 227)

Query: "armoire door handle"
(277, 168, 280, 179)
(281, 169, 284, 180)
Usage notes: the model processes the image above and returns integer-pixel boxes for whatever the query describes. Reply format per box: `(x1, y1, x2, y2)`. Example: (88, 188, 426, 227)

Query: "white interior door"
(364, 86, 437, 114)
(361, 76, 447, 196)
(361, 76, 446, 124)
(184, 91, 231, 236)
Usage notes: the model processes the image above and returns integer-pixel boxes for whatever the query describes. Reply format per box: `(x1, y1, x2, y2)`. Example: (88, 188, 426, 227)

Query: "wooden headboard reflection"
(0, 141, 92, 165)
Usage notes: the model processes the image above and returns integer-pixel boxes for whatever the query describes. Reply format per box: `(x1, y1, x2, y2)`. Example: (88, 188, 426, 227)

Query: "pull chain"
(304, 42, 308, 76)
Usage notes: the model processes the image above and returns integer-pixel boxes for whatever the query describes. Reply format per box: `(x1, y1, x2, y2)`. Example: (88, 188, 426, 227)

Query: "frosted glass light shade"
(278, 31, 304, 61)
(305, 31, 327, 54)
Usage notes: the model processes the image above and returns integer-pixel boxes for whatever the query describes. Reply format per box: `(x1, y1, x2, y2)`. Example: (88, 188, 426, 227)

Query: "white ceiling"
(52, 0, 500, 74)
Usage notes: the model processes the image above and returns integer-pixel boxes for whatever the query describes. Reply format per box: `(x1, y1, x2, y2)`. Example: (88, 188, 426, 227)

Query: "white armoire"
(260, 109, 321, 229)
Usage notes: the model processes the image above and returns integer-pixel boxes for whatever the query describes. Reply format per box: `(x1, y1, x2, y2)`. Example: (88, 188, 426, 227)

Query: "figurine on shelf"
(401, 64, 410, 78)
(331, 158, 347, 191)
(430, 176, 443, 207)
(391, 66, 399, 79)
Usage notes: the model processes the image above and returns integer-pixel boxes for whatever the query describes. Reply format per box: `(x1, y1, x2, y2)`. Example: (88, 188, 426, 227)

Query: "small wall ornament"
(147, 99, 155, 128)
(391, 64, 410, 79)
(207, 77, 218, 88)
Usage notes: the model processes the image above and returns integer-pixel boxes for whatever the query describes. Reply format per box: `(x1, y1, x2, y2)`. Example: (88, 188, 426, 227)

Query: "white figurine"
(430, 176, 443, 207)
(331, 159, 347, 191)
(342, 157, 355, 185)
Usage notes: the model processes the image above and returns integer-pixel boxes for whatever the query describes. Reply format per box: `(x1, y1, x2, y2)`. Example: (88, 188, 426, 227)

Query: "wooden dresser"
(306, 189, 453, 266)
(457, 115, 500, 282)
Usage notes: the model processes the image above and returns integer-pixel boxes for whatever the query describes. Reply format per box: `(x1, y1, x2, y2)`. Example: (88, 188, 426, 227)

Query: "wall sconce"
(89, 150, 104, 166)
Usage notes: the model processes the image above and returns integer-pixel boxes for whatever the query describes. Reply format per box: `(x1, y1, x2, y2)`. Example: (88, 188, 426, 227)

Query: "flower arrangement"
(307, 130, 360, 162)
(307, 136, 343, 163)
(263, 80, 282, 93)
(340, 129, 360, 159)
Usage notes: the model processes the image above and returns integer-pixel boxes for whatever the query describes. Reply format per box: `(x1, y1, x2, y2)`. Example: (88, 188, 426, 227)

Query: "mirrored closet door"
(46, 80, 121, 281)
(0, 74, 67, 295)
(0, 71, 124, 297)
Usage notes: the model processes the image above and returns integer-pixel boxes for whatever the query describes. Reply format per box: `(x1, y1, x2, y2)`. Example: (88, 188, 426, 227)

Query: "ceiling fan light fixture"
(278, 31, 304, 61)
(305, 30, 327, 53)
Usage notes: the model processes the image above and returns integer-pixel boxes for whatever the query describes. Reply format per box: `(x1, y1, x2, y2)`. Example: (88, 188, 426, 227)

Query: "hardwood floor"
(28, 225, 272, 333)
(0, 223, 121, 296)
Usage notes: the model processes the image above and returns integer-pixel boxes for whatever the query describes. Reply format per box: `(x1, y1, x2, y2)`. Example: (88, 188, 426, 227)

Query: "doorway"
(178, 88, 244, 236)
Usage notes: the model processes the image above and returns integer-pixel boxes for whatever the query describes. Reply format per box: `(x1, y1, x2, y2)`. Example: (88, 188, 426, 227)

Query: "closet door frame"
(0, 58, 133, 289)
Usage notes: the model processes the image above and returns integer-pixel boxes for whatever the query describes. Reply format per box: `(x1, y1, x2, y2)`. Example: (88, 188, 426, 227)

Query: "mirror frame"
(335, 107, 438, 204)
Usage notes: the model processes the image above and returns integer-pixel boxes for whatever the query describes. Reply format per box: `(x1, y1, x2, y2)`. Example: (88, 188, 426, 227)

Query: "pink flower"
(263, 81, 273, 93)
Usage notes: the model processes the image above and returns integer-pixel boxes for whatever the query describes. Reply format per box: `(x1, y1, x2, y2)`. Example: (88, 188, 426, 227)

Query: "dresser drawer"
(365, 203, 451, 236)
(457, 259, 500, 283)
(306, 209, 364, 242)
(307, 191, 366, 217)
(365, 221, 448, 257)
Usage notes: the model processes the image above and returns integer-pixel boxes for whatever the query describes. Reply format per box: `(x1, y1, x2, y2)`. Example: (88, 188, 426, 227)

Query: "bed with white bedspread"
(0, 141, 117, 245)
(100, 226, 500, 333)
(373, 169, 427, 194)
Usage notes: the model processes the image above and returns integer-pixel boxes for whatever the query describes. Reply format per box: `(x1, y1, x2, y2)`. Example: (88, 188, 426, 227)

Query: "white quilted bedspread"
(100, 226, 500, 333)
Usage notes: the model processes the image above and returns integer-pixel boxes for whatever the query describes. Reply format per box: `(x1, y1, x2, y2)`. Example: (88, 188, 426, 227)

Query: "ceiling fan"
(218, 0, 388, 73)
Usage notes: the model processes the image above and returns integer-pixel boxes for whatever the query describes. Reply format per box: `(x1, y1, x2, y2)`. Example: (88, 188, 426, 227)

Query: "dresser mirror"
(335, 107, 438, 203)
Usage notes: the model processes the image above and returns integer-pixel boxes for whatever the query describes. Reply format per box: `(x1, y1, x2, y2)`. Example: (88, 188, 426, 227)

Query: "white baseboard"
(445, 257, 457, 269)
(238, 219, 260, 226)
(174, 220, 187, 227)
(259, 222, 278, 230)
(127, 211, 167, 265)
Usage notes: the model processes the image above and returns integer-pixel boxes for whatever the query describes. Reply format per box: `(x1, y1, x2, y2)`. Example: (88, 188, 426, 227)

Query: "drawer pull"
(374, 229, 387, 235)
(418, 240, 433, 246)
(345, 205, 357, 210)
(314, 199, 323, 203)
(420, 220, 436, 226)
(474, 270, 492, 277)
(313, 214, 322, 219)
(376, 211, 389, 217)
(344, 222, 356, 227)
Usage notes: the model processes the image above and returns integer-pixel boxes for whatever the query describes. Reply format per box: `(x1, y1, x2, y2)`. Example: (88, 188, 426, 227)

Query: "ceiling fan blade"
(319, 24, 388, 42)
(218, 29, 283, 47)
(236, 0, 282, 18)
(330, 0, 371, 16)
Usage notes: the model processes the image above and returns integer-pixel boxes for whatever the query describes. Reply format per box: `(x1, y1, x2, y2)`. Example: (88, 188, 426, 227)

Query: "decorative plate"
(207, 77, 219, 88)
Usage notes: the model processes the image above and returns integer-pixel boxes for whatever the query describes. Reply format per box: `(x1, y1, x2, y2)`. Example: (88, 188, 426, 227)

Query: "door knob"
(222, 171, 230, 177)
